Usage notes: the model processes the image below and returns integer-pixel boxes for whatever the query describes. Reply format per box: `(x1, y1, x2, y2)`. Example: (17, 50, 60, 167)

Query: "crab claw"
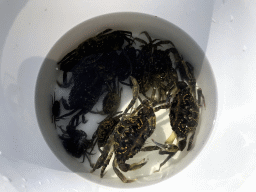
(178, 139, 187, 151)
(152, 139, 179, 153)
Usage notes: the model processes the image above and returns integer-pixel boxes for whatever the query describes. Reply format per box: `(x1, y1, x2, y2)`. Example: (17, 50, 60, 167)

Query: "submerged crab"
(134, 31, 174, 53)
(152, 81, 205, 172)
(91, 79, 122, 116)
(57, 29, 134, 84)
(58, 124, 94, 166)
(91, 84, 170, 183)
(58, 76, 104, 126)
(133, 31, 177, 99)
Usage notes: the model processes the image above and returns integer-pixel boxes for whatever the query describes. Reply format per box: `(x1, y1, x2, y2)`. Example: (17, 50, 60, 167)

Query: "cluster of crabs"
(51, 29, 205, 183)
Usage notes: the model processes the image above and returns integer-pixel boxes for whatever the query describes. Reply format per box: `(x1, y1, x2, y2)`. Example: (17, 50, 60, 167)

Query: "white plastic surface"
(1, 0, 256, 191)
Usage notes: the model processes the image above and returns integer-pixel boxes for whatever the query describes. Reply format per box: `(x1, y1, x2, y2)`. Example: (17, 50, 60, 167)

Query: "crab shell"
(113, 100, 156, 163)
(169, 82, 199, 150)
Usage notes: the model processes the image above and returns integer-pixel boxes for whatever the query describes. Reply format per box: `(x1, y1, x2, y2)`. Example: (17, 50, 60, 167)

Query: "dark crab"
(57, 29, 134, 85)
(152, 81, 205, 172)
(134, 31, 174, 53)
(91, 86, 170, 183)
(102, 82, 122, 115)
(115, 46, 137, 83)
(91, 79, 122, 116)
(57, 53, 103, 88)
(169, 82, 205, 151)
(58, 77, 104, 126)
(133, 31, 176, 98)
(58, 123, 94, 166)
(90, 75, 138, 156)
(150, 48, 179, 101)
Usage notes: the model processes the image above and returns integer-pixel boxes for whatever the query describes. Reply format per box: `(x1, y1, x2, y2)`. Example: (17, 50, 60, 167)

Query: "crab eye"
(143, 134, 148, 140)
(178, 140, 187, 151)
(134, 147, 140, 152)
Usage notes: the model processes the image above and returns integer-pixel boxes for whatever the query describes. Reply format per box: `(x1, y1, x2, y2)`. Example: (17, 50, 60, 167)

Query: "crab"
(134, 31, 174, 53)
(57, 29, 134, 85)
(91, 81, 170, 183)
(57, 77, 104, 126)
(58, 123, 94, 166)
(152, 80, 205, 172)
(91, 79, 122, 116)
(133, 31, 177, 99)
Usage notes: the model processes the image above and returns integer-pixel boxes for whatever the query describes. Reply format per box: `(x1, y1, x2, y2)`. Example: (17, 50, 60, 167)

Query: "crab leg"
(154, 152, 177, 173)
(150, 138, 179, 173)
(152, 139, 179, 153)
(118, 158, 147, 172)
(113, 158, 137, 183)
(187, 131, 196, 151)
(150, 133, 180, 173)
(90, 135, 114, 173)
(165, 131, 177, 144)
(122, 76, 139, 115)
(153, 102, 171, 112)
(140, 146, 160, 151)
(100, 148, 114, 178)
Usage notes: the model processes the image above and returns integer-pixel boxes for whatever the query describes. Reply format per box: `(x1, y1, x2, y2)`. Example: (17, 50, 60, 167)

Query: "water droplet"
(243, 45, 247, 52)
(56, 68, 59, 70)
(212, 18, 216, 23)
(230, 15, 234, 22)
(39, 181, 42, 185)
(22, 178, 27, 182)
(21, 184, 26, 188)
(2, 176, 11, 182)
(0, 151, 2, 155)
